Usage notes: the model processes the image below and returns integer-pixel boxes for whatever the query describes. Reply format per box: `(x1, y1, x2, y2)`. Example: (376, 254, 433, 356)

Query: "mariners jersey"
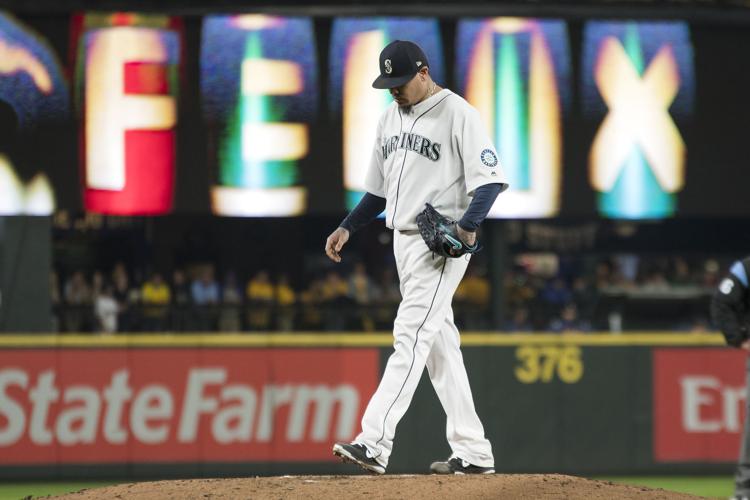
(364, 89, 508, 231)
(711, 257, 750, 347)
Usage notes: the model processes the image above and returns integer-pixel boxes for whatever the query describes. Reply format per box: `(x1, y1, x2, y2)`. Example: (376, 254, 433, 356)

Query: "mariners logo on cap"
(481, 149, 498, 167)
(384, 59, 392, 74)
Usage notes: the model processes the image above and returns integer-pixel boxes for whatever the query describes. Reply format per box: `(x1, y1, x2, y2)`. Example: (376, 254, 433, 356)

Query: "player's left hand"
(456, 225, 476, 247)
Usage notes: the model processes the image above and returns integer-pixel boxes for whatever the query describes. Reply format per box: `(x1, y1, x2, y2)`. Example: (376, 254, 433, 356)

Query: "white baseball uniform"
(354, 89, 508, 468)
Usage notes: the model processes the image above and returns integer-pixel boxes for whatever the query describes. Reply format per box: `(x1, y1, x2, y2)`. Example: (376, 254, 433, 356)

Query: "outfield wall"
(0, 333, 741, 479)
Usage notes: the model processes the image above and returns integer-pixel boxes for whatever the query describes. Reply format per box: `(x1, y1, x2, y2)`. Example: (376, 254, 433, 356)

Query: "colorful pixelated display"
(582, 21, 694, 220)
(201, 15, 317, 216)
(329, 18, 444, 210)
(456, 18, 571, 218)
(0, 13, 739, 219)
(73, 13, 182, 215)
(0, 12, 69, 215)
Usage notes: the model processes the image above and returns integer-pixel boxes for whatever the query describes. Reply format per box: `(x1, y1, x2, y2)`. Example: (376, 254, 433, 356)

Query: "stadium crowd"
(51, 253, 721, 334)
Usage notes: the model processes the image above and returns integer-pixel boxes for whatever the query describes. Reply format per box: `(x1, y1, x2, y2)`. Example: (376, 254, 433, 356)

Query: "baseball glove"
(416, 203, 481, 258)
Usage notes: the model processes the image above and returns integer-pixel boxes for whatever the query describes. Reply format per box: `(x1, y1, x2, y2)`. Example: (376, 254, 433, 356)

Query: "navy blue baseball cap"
(372, 40, 429, 89)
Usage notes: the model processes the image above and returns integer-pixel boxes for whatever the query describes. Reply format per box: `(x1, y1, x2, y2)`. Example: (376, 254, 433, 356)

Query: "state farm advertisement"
(0, 348, 378, 464)
(653, 348, 747, 462)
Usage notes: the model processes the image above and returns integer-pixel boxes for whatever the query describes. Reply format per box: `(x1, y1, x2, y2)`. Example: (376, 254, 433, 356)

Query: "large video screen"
(0, 10, 746, 218)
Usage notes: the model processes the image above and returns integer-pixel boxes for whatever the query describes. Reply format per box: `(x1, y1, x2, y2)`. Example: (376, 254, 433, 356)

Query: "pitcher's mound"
(53, 474, 707, 499)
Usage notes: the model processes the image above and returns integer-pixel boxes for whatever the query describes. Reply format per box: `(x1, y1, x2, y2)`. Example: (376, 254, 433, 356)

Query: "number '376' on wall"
(514, 345, 584, 384)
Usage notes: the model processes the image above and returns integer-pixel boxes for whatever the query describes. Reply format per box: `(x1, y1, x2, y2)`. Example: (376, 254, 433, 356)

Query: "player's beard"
(400, 103, 414, 115)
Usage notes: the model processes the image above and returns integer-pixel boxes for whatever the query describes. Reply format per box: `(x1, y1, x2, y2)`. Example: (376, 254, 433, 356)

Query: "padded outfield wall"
(0, 333, 741, 479)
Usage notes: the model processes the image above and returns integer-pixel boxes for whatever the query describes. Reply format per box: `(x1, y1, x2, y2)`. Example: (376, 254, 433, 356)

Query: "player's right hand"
(325, 227, 350, 263)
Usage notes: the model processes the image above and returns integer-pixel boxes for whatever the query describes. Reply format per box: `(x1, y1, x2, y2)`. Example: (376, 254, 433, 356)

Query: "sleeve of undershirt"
(340, 192, 386, 234)
(458, 183, 504, 232)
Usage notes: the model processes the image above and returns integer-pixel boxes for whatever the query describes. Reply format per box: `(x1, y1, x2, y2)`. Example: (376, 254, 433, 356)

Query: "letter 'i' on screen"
(73, 13, 182, 215)
(0, 13, 69, 215)
(457, 18, 570, 218)
(584, 21, 693, 219)
(202, 15, 317, 217)
(330, 18, 444, 211)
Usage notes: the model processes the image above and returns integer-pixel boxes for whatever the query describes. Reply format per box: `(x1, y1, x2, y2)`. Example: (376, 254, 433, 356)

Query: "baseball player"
(325, 40, 508, 474)
(711, 257, 750, 500)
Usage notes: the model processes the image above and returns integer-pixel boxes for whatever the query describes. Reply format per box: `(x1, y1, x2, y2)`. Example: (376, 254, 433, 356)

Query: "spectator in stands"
(192, 267, 220, 304)
(63, 270, 92, 332)
(702, 259, 721, 290)
(191, 267, 220, 330)
(95, 284, 119, 334)
(541, 277, 572, 307)
(246, 270, 274, 331)
(594, 261, 616, 291)
(349, 262, 376, 303)
(375, 268, 400, 303)
(141, 272, 171, 331)
(50, 270, 61, 332)
(540, 277, 571, 326)
(671, 257, 693, 287)
(300, 277, 324, 329)
(170, 269, 192, 331)
(349, 262, 377, 331)
(549, 303, 590, 333)
(505, 306, 532, 332)
(504, 269, 536, 310)
(219, 271, 242, 332)
(613, 254, 640, 285)
(320, 270, 352, 330)
(640, 270, 671, 293)
(455, 266, 491, 330)
(91, 271, 104, 301)
(572, 276, 598, 322)
(112, 264, 133, 332)
(374, 268, 401, 330)
(275, 274, 297, 331)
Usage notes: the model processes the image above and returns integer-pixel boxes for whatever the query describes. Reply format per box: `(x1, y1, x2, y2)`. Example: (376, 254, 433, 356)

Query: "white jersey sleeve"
(363, 117, 386, 197)
(458, 106, 507, 196)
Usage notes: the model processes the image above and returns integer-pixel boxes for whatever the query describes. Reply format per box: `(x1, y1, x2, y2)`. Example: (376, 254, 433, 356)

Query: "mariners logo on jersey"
(382, 132, 442, 162)
(481, 148, 498, 167)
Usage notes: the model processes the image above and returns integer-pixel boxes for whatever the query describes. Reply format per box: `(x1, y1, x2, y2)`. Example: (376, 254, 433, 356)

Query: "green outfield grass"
(599, 476, 733, 498)
(0, 476, 736, 499)
(0, 482, 115, 500)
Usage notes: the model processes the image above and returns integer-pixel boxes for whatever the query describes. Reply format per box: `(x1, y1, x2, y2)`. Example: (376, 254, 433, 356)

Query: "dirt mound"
(52, 474, 707, 500)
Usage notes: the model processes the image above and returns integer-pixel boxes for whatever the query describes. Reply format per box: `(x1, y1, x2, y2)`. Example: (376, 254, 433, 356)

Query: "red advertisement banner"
(0, 348, 378, 464)
(653, 348, 747, 462)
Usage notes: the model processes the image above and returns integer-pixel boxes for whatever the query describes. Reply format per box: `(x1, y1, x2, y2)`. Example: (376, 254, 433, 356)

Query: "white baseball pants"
(354, 229, 494, 468)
